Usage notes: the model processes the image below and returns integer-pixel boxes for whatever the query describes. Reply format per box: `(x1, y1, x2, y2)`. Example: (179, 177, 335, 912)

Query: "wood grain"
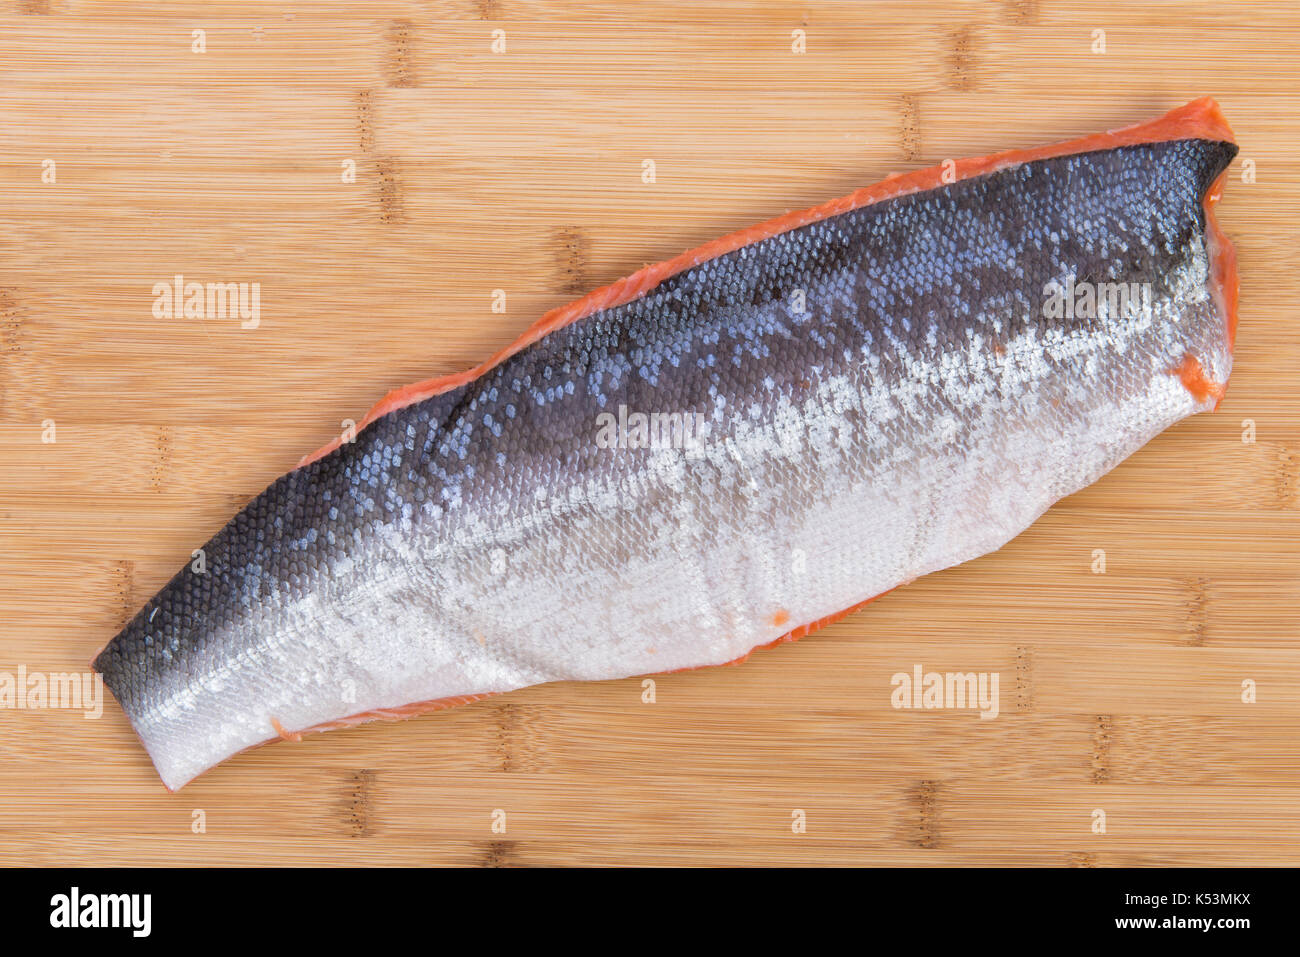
(0, 0, 1297, 867)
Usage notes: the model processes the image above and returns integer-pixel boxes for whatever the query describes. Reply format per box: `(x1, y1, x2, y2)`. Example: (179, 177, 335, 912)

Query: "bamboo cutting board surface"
(1, 0, 1297, 867)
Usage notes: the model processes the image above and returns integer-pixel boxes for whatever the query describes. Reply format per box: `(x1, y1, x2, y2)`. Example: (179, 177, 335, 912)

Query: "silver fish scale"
(95, 137, 1237, 789)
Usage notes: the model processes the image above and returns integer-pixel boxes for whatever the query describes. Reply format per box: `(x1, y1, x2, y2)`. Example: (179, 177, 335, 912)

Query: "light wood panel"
(0, 0, 1297, 866)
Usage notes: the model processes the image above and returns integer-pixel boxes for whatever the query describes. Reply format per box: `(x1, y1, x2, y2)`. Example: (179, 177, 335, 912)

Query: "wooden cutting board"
(1, 0, 1296, 866)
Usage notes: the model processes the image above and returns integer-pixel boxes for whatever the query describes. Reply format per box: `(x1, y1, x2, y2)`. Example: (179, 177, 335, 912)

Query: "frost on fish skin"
(93, 138, 1237, 790)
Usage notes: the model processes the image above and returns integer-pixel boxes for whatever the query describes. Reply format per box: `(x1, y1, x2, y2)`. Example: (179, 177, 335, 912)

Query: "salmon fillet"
(94, 98, 1239, 790)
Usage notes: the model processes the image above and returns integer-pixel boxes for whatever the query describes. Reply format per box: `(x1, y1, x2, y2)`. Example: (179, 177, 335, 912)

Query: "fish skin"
(95, 109, 1238, 790)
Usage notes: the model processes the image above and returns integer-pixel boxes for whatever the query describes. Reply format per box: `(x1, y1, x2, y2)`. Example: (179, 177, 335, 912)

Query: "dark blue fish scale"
(95, 138, 1236, 728)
